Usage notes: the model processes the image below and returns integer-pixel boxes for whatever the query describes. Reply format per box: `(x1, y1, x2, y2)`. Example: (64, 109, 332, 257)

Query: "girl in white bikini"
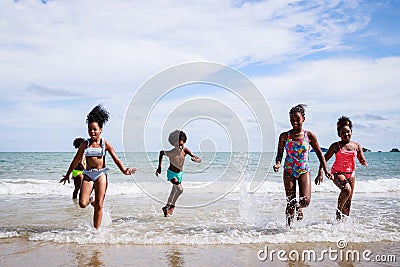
(60, 105, 136, 229)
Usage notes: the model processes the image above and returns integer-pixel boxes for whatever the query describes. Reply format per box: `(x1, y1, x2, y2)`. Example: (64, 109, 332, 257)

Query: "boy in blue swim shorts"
(156, 130, 201, 217)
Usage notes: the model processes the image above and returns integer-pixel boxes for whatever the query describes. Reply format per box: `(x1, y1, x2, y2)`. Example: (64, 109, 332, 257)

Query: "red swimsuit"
(331, 142, 357, 179)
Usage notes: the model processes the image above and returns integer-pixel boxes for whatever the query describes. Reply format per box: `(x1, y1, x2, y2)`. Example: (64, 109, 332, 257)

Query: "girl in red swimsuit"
(315, 116, 368, 220)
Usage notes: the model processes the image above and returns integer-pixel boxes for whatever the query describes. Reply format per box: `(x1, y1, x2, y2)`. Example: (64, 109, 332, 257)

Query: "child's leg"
(342, 176, 355, 216)
(92, 174, 108, 229)
(72, 174, 83, 199)
(73, 177, 79, 199)
(333, 174, 352, 219)
(283, 171, 297, 225)
(79, 176, 94, 208)
(167, 183, 183, 206)
(162, 179, 183, 217)
(298, 172, 311, 208)
(297, 172, 311, 220)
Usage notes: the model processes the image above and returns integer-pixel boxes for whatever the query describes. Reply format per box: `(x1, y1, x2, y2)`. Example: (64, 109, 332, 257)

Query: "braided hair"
(86, 105, 109, 128)
(289, 104, 307, 117)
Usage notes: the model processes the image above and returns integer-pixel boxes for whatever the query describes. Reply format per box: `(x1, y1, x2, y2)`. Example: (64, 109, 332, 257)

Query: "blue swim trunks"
(167, 169, 183, 183)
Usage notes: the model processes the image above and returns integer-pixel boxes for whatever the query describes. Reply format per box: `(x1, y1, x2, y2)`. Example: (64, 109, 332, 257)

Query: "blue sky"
(0, 0, 399, 152)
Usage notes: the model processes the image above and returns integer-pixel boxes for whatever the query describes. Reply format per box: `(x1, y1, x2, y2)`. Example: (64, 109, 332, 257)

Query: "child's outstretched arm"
(184, 147, 201, 163)
(315, 143, 335, 185)
(273, 132, 287, 172)
(357, 143, 368, 167)
(308, 131, 332, 180)
(105, 140, 137, 175)
(60, 143, 86, 184)
(156, 150, 165, 176)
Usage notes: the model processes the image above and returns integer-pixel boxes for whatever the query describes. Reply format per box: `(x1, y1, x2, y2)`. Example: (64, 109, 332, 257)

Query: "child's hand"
(273, 163, 280, 172)
(124, 168, 137, 175)
(155, 167, 161, 177)
(59, 175, 70, 185)
(361, 160, 368, 168)
(315, 175, 323, 185)
(191, 157, 201, 163)
(325, 172, 333, 180)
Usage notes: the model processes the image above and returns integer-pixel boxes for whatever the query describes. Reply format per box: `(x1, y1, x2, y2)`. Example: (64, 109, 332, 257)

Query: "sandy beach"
(1, 238, 398, 267)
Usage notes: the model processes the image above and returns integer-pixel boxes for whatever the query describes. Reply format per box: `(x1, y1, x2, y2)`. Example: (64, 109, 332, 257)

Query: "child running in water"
(273, 104, 331, 226)
(60, 105, 137, 229)
(71, 137, 85, 200)
(315, 116, 368, 220)
(156, 130, 201, 217)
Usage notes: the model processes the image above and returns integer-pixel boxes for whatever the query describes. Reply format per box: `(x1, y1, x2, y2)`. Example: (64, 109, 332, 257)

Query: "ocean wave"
(1, 178, 400, 196)
(15, 221, 400, 245)
(0, 230, 21, 239)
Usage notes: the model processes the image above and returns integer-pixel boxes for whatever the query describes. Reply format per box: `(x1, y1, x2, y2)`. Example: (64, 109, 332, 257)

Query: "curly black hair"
(73, 137, 85, 149)
(168, 130, 187, 146)
(337, 116, 352, 136)
(86, 105, 109, 128)
(289, 104, 307, 117)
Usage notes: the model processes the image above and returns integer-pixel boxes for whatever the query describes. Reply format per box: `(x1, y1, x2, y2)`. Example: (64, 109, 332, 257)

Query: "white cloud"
(0, 0, 369, 77)
(254, 56, 400, 151)
(256, 57, 400, 111)
(124, 83, 273, 152)
(0, 0, 397, 151)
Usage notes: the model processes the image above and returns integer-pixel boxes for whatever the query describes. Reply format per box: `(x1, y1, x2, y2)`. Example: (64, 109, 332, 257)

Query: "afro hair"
(86, 105, 109, 128)
(168, 130, 187, 146)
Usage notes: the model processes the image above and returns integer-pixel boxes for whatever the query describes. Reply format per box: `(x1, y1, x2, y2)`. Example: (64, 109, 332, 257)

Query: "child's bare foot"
(336, 209, 344, 221)
(286, 209, 295, 227)
(167, 205, 175, 216)
(162, 205, 169, 217)
(72, 190, 78, 199)
(286, 214, 294, 227)
(296, 207, 304, 221)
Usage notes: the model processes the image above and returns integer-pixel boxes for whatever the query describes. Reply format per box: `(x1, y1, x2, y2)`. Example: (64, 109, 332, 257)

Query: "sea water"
(0, 152, 399, 245)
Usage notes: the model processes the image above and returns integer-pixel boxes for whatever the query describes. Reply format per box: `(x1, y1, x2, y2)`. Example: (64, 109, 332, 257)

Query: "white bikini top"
(84, 138, 106, 157)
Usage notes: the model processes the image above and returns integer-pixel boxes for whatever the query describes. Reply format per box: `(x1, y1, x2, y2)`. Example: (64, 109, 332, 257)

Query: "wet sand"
(0, 238, 398, 266)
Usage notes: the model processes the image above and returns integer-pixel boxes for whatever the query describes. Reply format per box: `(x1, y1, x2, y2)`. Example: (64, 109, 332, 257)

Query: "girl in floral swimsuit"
(315, 116, 368, 220)
(274, 104, 331, 226)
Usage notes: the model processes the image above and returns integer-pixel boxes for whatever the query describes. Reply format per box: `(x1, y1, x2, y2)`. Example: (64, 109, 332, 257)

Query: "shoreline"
(1, 238, 398, 266)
